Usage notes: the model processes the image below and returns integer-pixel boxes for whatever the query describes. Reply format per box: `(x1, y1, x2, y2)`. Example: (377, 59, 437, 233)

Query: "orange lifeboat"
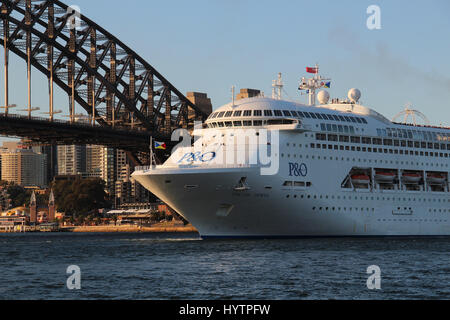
(426, 173, 446, 185)
(401, 173, 422, 184)
(375, 171, 396, 183)
(351, 174, 370, 185)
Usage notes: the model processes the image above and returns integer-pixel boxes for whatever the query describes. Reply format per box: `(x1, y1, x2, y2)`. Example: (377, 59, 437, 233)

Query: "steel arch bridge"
(0, 0, 208, 160)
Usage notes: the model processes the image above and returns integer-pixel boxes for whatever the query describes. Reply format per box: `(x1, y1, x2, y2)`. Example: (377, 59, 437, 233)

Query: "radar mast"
(299, 64, 331, 106)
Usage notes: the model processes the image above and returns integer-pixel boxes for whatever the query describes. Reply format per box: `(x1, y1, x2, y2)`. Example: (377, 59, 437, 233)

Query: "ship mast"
(299, 64, 331, 106)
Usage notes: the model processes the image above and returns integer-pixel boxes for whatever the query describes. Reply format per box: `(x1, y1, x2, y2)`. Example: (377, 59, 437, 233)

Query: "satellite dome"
(317, 90, 330, 105)
(348, 88, 361, 103)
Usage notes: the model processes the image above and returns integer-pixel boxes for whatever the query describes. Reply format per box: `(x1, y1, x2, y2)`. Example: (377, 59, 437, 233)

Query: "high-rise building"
(57, 145, 86, 175)
(0, 149, 47, 187)
(33, 145, 58, 184)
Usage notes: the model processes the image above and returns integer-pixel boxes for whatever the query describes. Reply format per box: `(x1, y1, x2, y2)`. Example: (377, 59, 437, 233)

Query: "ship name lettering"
(289, 163, 308, 177)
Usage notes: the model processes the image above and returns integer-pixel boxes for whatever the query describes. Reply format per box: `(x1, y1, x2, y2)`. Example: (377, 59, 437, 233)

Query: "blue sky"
(1, 0, 449, 144)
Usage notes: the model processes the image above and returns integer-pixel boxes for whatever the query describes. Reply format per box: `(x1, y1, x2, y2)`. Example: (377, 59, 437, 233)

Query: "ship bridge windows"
(264, 110, 273, 117)
(274, 110, 283, 117)
(243, 110, 252, 116)
(267, 119, 296, 125)
(225, 111, 233, 117)
(233, 111, 242, 117)
(283, 110, 292, 117)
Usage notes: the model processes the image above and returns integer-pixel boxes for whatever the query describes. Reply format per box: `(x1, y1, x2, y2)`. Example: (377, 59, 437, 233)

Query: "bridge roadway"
(0, 113, 168, 154)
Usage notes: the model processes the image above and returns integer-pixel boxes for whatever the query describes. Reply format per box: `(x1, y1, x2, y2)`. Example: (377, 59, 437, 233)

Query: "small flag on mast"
(306, 67, 318, 74)
(154, 141, 167, 150)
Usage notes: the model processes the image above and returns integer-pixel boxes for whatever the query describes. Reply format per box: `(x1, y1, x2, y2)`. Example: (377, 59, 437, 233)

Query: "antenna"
(231, 85, 235, 106)
(272, 73, 283, 100)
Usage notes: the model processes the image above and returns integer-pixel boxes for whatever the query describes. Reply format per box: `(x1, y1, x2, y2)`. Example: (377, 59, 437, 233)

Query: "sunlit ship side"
(133, 72, 450, 238)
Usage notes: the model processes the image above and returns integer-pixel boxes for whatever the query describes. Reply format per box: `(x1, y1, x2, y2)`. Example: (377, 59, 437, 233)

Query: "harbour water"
(0, 232, 448, 300)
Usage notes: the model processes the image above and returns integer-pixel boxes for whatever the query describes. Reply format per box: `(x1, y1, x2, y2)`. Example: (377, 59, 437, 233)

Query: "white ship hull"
(134, 164, 450, 238)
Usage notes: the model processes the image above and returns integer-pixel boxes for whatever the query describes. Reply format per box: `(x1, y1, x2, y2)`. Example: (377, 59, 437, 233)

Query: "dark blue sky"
(1, 0, 449, 143)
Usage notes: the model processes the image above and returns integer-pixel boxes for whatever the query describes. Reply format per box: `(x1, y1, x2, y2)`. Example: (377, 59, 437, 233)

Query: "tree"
(52, 177, 111, 217)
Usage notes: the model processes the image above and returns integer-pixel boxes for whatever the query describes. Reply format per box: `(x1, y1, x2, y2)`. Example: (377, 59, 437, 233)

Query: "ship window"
(283, 110, 291, 116)
(320, 123, 326, 131)
(349, 117, 357, 123)
(383, 139, 393, 146)
(264, 110, 273, 117)
(307, 112, 316, 119)
(218, 112, 225, 118)
(361, 118, 368, 124)
(355, 117, 362, 124)
(253, 120, 263, 126)
(243, 121, 252, 126)
(343, 125, 349, 133)
(233, 121, 242, 127)
(274, 110, 283, 117)
(344, 116, 351, 122)
(217, 122, 224, 127)
(254, 110, 262, 116)
(315, 113, 323, 119)
(233, 111, 242, 117)
(362, 137, 372, 144)
(328, 134, 338, 142)
(339, 135, 349, 142)
(351, 136, 361, 143)
(297, 111, 305, 117)
(303, 112, 311, 118)
(290, 111, 298, 117)
(225, 121, 232, 127)
(332, 124, 338, 132)
(332, 115, 340, 121)
(243, 110, 252, 116)
(294, 181, 305, 187)
(349, 126, 355, 134)
(209, 112, 217, 119)
(225, 111, 233, 117)
(326, 124, 332, 131)
(338, 115, 346, 121)
(338, 125, 344, 133)
(283, 181, 293, 186)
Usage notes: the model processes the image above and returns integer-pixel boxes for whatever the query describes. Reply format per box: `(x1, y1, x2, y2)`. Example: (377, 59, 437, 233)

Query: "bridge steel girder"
(0, 0, 208, 143)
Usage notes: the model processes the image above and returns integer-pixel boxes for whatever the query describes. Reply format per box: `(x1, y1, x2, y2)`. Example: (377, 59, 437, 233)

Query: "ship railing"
(135, 164, 255, 171)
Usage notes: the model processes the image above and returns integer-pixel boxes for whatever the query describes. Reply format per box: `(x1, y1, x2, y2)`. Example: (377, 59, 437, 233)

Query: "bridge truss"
(0, 0, 208, 163)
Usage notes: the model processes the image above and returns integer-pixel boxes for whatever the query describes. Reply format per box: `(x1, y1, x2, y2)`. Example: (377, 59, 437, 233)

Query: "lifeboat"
(401, 173, 422, 184)
(375, 171, 396, 182)
(426, 173, 446, 185)
(351, 174, 370, 185)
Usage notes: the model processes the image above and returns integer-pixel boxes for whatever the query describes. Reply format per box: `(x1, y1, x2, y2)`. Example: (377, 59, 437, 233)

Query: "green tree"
(52, 177, 111, 217)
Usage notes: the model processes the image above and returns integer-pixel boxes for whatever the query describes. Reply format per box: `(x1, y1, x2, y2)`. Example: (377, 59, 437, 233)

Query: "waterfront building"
(57, 145, 86, 176)
(29, 191, 37, 224)
(0, 149, 47, 187)
(48, 189, 55, 222)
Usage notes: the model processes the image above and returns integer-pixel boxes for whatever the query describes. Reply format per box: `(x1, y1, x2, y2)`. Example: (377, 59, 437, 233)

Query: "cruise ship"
(132, 69, 450, 238)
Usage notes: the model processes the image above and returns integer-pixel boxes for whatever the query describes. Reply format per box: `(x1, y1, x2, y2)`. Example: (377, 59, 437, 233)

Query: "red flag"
(306, 67, 318, 74)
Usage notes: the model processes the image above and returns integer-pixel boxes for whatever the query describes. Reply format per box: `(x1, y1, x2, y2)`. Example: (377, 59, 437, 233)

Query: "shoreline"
(62, 224, 198, 234)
